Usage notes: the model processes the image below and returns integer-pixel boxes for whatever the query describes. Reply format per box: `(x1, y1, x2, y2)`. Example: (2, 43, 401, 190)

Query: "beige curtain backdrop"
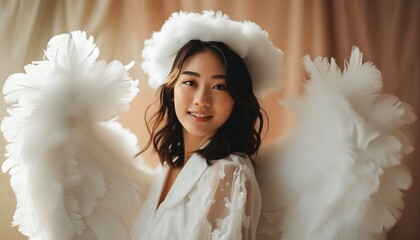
(0, 0, 418, 239)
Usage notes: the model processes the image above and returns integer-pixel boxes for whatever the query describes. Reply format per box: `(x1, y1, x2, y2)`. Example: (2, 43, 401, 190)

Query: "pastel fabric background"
(0, 0, 418, 239)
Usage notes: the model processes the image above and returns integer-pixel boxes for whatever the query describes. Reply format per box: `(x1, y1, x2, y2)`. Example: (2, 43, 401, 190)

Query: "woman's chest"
(158, 167, 182, 207)
(132, 155, 210, 239)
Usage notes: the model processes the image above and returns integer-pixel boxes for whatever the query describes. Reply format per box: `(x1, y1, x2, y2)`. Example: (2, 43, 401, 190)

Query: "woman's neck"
(182, 131, 211, 162)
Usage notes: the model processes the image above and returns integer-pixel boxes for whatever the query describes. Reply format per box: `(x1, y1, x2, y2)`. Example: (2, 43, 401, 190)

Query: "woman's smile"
(188, 111, 213, 121)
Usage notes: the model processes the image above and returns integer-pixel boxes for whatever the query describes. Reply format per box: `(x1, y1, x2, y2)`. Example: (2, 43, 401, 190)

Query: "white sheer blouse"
(131, 153, 261, 240)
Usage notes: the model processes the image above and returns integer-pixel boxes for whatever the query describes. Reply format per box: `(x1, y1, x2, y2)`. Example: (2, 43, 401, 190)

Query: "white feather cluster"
(258, 47, 416, 240)
(141, 10, 284, 98)
(2, 31, 148, 240)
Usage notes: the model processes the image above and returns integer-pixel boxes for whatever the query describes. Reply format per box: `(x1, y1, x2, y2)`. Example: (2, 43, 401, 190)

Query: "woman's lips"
(188, 111, 213, 122)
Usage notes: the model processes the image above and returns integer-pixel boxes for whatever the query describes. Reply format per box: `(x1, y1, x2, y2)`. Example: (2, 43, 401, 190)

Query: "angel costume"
(2, 11, 416, 240)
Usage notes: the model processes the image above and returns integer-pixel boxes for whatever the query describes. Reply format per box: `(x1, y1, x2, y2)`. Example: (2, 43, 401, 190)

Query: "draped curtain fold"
(0, 0, 418, 239)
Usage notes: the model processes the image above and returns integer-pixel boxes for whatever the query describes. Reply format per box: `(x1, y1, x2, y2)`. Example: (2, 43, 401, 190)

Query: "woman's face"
(174, 50, 234, 144)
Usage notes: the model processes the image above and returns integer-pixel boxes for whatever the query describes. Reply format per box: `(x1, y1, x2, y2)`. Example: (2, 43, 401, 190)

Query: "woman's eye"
(213, 84, 227, 90)
(183, 81, 195, 86)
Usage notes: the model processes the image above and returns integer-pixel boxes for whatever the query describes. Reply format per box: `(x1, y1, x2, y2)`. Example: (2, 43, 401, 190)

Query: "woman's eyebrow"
(211, 74, 226, 79)
(181, 71, 200, 77)
(181, 71, 226, 79)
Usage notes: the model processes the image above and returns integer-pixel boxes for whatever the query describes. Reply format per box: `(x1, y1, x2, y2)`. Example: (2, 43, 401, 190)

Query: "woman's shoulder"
(206, 153, 255, 178)
(210, 153, 249, 166)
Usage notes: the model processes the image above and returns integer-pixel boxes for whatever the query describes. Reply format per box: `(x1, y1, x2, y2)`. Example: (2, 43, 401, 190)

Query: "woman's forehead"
(180, 50, 225, 74)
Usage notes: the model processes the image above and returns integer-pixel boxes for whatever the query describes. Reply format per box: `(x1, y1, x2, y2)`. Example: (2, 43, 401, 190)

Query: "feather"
(2, 30, 150, 240)
(257, 46, 416, 240)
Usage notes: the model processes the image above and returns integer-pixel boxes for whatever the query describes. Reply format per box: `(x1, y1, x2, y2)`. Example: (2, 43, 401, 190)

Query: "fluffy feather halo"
(141, 10, 284, 98)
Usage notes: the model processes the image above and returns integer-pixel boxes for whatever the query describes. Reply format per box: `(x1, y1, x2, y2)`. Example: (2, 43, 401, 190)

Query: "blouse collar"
(162, 153, 209, 208)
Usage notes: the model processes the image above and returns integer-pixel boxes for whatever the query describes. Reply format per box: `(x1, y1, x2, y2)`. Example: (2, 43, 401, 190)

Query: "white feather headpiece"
(141, 10, 284, 98)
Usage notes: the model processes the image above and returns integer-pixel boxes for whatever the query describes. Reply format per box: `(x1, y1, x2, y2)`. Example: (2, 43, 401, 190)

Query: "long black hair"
(140, 40, 265, 167)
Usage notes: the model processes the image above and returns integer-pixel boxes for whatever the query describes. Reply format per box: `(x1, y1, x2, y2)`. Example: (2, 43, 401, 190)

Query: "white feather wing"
(2, 31, 151, 240)
(257, 47, 415, 240)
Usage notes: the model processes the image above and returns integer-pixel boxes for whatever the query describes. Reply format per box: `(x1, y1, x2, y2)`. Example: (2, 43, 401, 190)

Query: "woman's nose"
(194, 88, 211, 107)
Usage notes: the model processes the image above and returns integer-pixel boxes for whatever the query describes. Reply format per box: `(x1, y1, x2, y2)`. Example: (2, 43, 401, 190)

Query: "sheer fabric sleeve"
(184, 156, 261, 240)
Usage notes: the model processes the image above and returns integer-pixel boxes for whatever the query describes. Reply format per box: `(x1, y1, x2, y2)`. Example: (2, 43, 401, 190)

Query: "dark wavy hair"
(140, 40, 265, 167)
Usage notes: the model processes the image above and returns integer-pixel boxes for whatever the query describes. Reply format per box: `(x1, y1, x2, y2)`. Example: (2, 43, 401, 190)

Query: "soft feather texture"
(141, 10, 284, 98)
(257, 46, 416, 240)
(2, 31, 150, 240)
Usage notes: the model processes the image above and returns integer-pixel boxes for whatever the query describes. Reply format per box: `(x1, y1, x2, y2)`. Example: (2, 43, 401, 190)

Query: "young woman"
(132, 39, 265, 239)
(130, 11, 283, 240)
